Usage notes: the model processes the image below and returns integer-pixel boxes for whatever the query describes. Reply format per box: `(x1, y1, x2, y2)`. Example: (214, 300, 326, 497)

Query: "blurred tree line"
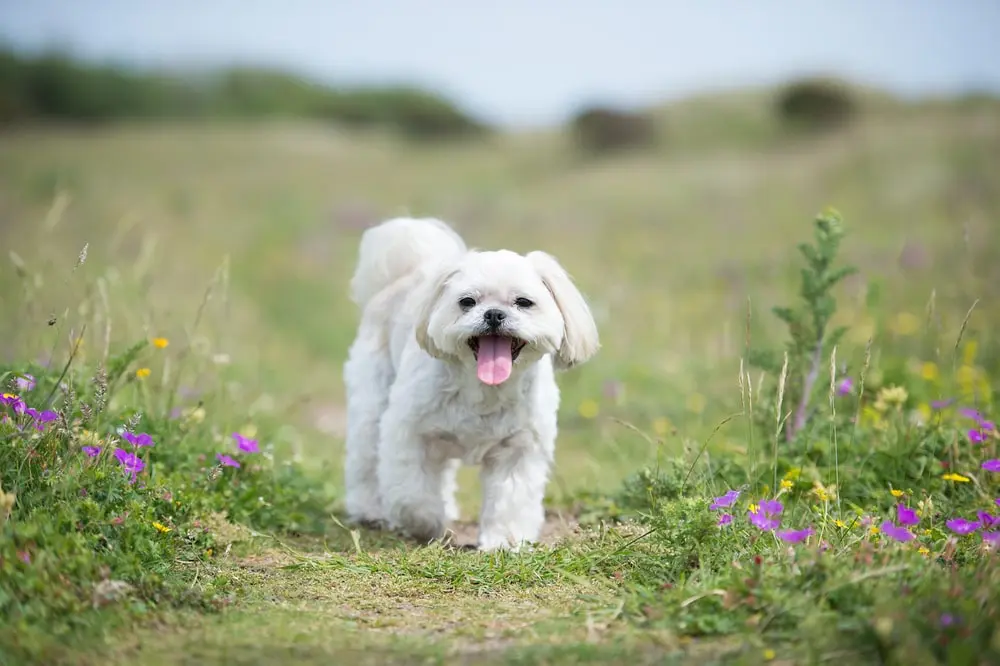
(0, 47, 488, 139)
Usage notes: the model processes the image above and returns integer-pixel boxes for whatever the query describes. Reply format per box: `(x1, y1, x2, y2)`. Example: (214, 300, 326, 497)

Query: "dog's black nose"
(483, 308, 506, 329)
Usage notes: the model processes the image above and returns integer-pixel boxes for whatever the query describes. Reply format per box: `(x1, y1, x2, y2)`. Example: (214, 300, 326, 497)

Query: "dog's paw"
(477, 530, 535, 553)
(345, 506, 386, 529)
(389, 506, 446, 544)
(351, 516, 387, 531)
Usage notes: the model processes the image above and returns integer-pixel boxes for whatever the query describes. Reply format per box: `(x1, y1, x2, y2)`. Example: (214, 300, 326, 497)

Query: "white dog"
(342, 217, 599, 551)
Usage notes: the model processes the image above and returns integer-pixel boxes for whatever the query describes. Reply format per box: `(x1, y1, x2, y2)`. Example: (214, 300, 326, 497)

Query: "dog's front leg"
(477, 440, 551, 552)
(378, 417, 450, 544)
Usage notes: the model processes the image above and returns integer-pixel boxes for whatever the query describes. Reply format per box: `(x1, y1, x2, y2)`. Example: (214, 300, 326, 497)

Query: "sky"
(1, 0, 998, 128)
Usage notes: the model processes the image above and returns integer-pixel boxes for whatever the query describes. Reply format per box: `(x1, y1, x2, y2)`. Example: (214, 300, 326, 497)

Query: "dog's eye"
(458, 297, 477, 309)
(514, 297, 534, 308)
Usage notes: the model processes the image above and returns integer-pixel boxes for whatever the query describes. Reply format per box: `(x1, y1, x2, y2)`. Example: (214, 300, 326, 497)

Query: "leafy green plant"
(749, 208, 858, 442)
(0, 345, 333, 657)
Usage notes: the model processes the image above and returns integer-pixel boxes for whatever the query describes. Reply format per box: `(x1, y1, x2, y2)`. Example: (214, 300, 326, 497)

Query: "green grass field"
(2, 88, 1000, 665)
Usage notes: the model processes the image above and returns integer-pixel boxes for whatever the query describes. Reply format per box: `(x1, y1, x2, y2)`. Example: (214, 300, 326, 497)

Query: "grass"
(1, 87, 999, 664)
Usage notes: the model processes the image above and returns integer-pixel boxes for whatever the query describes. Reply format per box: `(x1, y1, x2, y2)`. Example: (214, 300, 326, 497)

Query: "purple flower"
(710, 489, 740, 510)
(880, 520, 915, 542)
(749, 512, 781, 531)
(836, 377, 853, 396)
(216, 453, 240, 468)
(940, 613, 956, 627)
(982, 459, 1000, 473)
(759, 499, 783, 514)
(970, 429, 988, 444)
(996, 498, 1000, 509)
(122, 431, 155, 447)
(113, 447, 145, 482)
(82, 446, 101, 458)
(897, 504, 920, 526)
(931, 399, 955, 410)
(717, 514, 733, 527)
(1, 394, 26, 416)
(23, 408, 58, 431)
(983, 532, 1000, 547)
(960, 407, 985, 421)
(945, 517, 981, 535)
(748, 500, 784, 531)
(976, 512, 999, 530)
(15, 374, 35, 392)
(777, 526, 814, 543)
(232, 432, 260, 454)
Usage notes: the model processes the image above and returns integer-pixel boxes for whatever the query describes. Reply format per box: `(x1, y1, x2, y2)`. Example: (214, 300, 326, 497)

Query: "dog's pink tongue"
(476, 336, 513, 385)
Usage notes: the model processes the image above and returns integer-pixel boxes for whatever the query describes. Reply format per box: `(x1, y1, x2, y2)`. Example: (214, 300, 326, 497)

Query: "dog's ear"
(414, 263, 460, 358)
(526, 251, 600, 370)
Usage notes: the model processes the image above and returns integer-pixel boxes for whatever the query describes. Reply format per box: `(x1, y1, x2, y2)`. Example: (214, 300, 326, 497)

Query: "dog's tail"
(349, 217, 466, 308)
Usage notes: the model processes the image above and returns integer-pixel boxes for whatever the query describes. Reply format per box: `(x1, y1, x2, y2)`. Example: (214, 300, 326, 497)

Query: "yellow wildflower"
(763, 648, 776, 661)
(962, 340, 977, 366)
(152, 521, 171, 534)
(957, 365, 977, 399)
(812, 481, 837, 503)
(578, 399, 599, 419)
(918, 547, 930, 556)
(977, 375, 992, 403)
(942, 473, 970, 483)
(135, 368, 151, 379)
(152, 337, 169, 349)
(748, 503, 759, 514)
(205, 548, 213, 557)
(890, 488, 904, 498)
(835, 519, 847, 529)
(891, 312, 920, 336)
(685, 393, 707, 415)
(874, 385, 908, 412)
(870, 524, 880, 535)
(783, 467, 801, 482)
(780, 479, 794, 491)
(861, 405, 886, 431)
(920, 362, 939, 381)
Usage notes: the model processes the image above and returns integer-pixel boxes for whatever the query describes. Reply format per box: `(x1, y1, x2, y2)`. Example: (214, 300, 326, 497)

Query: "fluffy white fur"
(342, 217, 599, 551)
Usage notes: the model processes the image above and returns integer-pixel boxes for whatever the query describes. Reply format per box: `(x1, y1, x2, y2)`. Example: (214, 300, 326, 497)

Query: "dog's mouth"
(467, 336, 527, 361)
(467, 335, 526, 386)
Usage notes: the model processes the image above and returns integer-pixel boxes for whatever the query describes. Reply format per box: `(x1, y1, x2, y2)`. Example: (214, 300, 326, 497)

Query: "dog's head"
(414, 249, 599, 385)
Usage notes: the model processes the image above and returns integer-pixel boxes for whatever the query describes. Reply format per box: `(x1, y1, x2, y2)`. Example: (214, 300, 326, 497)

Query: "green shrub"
(570, 105, 659, 156)
(0, 46, 488, 139)
(776, 78, 856, 132)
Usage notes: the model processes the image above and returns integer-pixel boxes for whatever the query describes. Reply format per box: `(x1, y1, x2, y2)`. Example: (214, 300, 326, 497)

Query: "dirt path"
(443, 509, 581, 549)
